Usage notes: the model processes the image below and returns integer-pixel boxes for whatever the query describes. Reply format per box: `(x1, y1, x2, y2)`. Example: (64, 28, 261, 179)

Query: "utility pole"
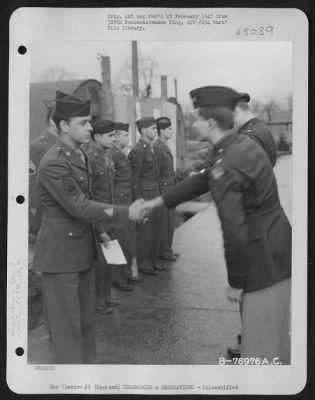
(174, 78, 178, 102)
(100, 55, 115, 119)
(131, 41, 139, 97)
(161, 75, 168, 99)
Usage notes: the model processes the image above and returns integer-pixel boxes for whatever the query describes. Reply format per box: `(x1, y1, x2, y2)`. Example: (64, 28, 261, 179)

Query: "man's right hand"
(128, 199, 147, 222)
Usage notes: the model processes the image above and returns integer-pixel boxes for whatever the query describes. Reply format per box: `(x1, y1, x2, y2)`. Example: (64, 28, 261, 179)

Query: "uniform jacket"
(85, 142, 114, 204)
(238, 117, 277, 167)
(153, 139, 176, 195)
(163, 133, 291, 293)
(33, 139, 129, 273)
(128, 138, 161, 200)
(29, 130, 56, 210)
(110, 146, 133, 205)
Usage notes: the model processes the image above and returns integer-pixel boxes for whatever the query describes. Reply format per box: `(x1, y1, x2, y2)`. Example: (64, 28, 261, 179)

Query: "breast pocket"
(73, 172, 89, 192)
(144, 152, 155, 166)
(116, 160, 127, 169)
(142, 184, 160, 200)
(52, 219, 89, 238)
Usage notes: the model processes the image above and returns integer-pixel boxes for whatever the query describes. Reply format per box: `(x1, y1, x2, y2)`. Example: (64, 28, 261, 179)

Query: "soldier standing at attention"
(86, 120, 129, 314)
(29, 101, 57, 239)
(32, 91, 145, 364)
(143, 86, 292, 364)
(154, 117, 179, 262)
(110, 122, 142, 286)
(234, 93, 277, 167)
(128, 117, 163, 275)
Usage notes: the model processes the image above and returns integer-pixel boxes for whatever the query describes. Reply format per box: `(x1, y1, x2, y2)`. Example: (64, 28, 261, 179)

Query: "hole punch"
(18, 46, 27, 55)
(16, 195, 25, 204)
(15, 347, 24, 356)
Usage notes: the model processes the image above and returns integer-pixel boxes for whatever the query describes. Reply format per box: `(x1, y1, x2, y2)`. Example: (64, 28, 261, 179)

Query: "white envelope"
(101, 240, 127, 265)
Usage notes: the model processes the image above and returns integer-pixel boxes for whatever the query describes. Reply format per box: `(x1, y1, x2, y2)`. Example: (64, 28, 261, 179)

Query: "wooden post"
(100, 55, 115, 120)
(131, 41, 139, 97)
(174, 78, 178, 101)
(161, 75, 168, 99)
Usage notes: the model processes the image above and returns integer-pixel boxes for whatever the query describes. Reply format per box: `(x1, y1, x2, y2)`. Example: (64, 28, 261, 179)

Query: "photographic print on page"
(7, 7, 308, 395)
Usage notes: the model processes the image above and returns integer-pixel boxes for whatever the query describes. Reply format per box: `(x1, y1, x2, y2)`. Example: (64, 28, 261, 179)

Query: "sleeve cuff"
(112, 206, 129, 229)
(227, 273, 246, 289)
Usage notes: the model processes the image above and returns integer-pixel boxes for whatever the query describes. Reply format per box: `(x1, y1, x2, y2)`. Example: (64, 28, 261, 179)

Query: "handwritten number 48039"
(235, 26, 274, 37)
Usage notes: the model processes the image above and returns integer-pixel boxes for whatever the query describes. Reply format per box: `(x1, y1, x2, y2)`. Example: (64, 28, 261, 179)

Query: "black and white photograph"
(7, 7, 308, 395)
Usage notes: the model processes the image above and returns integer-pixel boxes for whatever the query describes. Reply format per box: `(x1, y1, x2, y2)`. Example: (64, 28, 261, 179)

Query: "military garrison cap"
(92, 120, 115, 134)
(43, 99, 56, 117)
(190, 86, 247, 110)
(238, 92, 250, 103)
(114, 122, 129, 132)
(55, 90, 91, 118)
(136, 117, 156, 132)
(156, 117, 172, 130)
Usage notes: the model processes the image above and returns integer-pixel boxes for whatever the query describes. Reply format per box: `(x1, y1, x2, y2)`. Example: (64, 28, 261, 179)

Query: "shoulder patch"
(62, 176, 79, 195)
(29, 160, 37, 175)
(211, 165, 224, 180)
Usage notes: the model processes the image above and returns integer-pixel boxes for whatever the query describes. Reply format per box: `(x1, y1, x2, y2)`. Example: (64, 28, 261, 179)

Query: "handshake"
(128, 196, 164, 223)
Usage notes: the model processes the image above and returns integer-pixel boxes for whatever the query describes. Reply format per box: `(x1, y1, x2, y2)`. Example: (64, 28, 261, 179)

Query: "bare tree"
(263, 99, 281, 121)
(40, 67, 76, 82)
(113, 55, 159, 98)
(286, 94, 293, 110)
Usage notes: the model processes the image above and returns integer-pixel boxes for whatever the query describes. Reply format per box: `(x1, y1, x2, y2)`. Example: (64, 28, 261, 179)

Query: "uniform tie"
(78, 149, 86, 165)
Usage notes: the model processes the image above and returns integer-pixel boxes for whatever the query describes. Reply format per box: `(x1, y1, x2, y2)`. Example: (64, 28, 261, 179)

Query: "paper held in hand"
(101, 240, 127, 265)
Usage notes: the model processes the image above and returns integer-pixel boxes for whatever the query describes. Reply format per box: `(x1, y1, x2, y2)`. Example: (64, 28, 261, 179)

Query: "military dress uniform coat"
(153, 139, 176, 257)
(162, 133, 291, 362)
(163, 133, 291, 292)
(128, 138, 163, 271)
(33, 139, 128, 364)
(86, 142, 115, 229)
(86, 141, 116, 306)
(29, 130, 56, 233)
(238, 117, 277, 167)
(110, 146, 136, 266)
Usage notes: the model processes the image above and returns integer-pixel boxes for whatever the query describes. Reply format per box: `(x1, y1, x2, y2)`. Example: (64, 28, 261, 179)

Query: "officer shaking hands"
(141, 86, 291, 364)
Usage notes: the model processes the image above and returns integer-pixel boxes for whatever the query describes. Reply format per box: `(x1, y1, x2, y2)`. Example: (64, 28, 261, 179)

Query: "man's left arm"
(209, 165, 248, 291)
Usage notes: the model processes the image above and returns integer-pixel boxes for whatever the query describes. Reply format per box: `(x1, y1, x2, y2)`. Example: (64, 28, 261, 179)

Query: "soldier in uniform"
(86, 120, 128, 315)
(32, 91, 145, 364)
(234, 93, 277, 167)
(128, 117, 163, 275)
(29, 101, 57, 239)
(227, 92, 278, 357)
(154, 117, 179, 262)
(143, 86, 291, 364)
(110, 122, 142, 286)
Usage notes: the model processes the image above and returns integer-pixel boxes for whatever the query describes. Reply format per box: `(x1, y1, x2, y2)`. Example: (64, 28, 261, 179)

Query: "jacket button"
(65, 151, 71, 157)
(80, 176, 83, 180)
(68, 232, 73, 236)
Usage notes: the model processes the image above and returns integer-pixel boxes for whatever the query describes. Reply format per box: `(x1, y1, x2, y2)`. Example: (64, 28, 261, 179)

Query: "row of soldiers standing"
(29, 99, 179, 321)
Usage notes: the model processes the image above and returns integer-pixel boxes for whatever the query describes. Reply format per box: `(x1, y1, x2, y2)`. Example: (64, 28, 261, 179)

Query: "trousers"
(241, 278, 291, 364)
(136, 207, 163, 270)
(42, 267, 96, 364)
(159, 206, 176, 257)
